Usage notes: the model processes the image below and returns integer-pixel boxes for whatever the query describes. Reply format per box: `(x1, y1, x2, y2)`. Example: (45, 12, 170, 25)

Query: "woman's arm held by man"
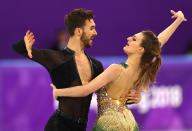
(51, 64, 122, 98)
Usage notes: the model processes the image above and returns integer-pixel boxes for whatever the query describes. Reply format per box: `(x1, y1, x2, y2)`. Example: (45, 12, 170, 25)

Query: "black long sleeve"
(12, 40, 67, 72)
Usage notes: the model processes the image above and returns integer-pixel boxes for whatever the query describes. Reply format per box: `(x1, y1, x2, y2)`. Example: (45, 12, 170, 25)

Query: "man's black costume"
(13, 40, 104, 131)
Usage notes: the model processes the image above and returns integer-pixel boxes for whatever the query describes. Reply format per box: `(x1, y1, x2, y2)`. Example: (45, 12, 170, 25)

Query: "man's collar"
(63, 46, 75, 54)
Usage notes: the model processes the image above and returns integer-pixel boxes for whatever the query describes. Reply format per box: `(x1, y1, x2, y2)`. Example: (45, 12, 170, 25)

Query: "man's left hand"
(125, 89, 141, 104)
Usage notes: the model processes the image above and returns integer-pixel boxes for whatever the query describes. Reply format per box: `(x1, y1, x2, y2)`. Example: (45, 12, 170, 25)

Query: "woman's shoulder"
(108, 64, 122, 72)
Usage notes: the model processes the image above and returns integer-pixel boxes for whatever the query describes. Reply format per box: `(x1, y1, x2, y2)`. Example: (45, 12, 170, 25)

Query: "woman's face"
(123, 32, 145, 55)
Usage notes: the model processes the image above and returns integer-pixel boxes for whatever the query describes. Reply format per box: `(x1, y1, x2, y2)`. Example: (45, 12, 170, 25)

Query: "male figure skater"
(13, 8, 141, 131)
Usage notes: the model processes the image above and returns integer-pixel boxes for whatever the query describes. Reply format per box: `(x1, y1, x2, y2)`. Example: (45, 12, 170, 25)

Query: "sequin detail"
(93, 87, 139, 131)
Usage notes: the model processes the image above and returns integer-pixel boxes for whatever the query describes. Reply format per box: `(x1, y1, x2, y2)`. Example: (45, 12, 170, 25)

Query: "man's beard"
(80, 32, 93, 48)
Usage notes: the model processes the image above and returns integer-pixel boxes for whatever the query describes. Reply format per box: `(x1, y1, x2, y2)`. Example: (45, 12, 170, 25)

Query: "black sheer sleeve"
(12, 40, 66, 72)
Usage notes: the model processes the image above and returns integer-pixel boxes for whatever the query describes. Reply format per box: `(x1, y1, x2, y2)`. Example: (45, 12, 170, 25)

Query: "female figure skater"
(51, 10, 186, 131)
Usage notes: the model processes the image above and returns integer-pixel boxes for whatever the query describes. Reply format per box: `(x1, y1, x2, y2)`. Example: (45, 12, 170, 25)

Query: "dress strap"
(120, 62, 128, 68)
(112, 66, 123, 83)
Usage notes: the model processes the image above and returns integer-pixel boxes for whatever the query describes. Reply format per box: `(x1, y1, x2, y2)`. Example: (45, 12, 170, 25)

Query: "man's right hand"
(171, 10, 187, 22)
(24, 30, 35, 58)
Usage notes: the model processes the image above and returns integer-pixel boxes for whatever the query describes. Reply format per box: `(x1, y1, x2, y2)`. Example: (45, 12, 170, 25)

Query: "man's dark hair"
(64, 8, 94, 36)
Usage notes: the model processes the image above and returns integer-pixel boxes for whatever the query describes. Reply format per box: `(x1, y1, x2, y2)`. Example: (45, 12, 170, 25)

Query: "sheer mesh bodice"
(13, 40, 104, 119)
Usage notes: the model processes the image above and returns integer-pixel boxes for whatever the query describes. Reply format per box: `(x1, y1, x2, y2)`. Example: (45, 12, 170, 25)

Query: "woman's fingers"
(50, 84, 56, 89)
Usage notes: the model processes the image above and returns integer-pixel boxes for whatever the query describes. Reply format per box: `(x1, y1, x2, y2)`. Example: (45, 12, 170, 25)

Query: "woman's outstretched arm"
(157, 10, 187, 48)
(51, 64, 122, 98)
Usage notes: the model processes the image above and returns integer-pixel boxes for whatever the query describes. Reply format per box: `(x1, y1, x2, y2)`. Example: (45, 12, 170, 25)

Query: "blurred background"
(0, 0, 192, 131)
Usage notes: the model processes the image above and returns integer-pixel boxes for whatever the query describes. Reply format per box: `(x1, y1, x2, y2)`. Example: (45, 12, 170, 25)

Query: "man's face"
(80, 19, 97, 48)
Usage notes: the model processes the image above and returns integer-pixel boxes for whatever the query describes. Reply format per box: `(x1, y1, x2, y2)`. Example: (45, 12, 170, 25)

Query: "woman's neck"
(125, 54, 141, 71)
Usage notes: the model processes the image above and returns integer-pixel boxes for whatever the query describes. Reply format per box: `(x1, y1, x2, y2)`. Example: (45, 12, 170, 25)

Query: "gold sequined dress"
(92, 86, 139, 131)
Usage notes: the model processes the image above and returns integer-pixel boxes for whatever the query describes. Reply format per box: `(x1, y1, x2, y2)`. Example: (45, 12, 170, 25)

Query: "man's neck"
(67, 37, 85, 55)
